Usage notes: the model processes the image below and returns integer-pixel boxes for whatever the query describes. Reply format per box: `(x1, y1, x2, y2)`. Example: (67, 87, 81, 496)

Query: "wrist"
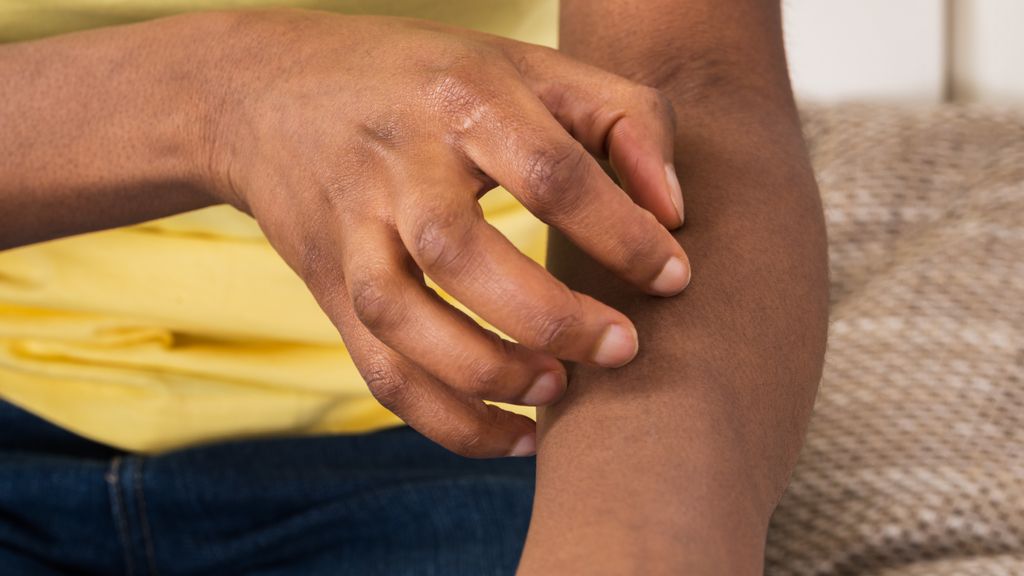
(154, 10, 251, 208)
(0, 13, 233, 246)
(185, 8, 339, 212)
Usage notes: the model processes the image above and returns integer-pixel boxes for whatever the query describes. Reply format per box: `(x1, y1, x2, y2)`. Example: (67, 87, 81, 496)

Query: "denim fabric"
(0, 401, 535, 575)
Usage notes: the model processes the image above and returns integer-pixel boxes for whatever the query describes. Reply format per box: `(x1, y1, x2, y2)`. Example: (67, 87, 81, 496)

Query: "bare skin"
(0, 9, 692, 458)
(0, 1, 828, 571)
(517, 1, 829, 574)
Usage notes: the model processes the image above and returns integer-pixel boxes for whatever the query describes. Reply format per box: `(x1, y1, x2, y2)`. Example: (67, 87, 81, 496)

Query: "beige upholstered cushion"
(766, 105, 1024, 575)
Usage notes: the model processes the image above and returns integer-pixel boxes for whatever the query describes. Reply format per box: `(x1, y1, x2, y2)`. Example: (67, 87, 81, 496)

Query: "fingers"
(339, 217, 567, 405)
(328, 281, 538, 458)
(462, 83, 690, 299)
(607, 113, 686, 229)
(505, 45, 685, 229)
(288, 221, 539, 458)
(392, 155, 641, 368)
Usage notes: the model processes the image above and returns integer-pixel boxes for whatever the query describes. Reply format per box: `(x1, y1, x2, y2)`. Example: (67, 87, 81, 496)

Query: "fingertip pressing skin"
(521, 370, 568, 406)
(650, 255, 691, 296)
(590, 322, 639, 367)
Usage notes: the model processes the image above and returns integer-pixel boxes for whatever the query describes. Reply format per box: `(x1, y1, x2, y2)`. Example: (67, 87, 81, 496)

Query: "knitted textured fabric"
(766, 105, 1024, 575)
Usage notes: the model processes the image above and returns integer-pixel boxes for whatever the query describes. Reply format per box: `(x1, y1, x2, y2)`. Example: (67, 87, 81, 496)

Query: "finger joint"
(520, 142, 590, 223)
(533, 305, 584, 352)
(363, 360, 410, 411)
(409, 210, 476, 274)
(349, 268, 407, 332)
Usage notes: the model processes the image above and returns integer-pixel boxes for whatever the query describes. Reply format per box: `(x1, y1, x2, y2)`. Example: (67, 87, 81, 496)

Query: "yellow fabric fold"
(0, 0, 554, 451)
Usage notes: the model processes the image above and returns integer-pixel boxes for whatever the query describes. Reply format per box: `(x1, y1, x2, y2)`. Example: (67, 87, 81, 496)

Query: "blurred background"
(765, 2, 1023, 574)
(784, 0, 1023, 104)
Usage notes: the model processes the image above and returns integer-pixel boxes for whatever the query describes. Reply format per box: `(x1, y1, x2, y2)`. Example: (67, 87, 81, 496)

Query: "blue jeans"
(0, 401, 535, 575)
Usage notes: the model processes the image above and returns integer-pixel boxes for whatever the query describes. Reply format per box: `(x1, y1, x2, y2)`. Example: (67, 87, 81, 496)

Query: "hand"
(203, 10, 690, 456)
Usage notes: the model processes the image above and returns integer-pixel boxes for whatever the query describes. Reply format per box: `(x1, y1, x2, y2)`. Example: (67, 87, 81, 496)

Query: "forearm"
(0, 14, 224, 249)
(520, 1, 828, 574)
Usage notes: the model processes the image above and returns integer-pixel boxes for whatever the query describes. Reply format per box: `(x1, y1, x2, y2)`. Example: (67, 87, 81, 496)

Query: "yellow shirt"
(0, 0, 554, 452)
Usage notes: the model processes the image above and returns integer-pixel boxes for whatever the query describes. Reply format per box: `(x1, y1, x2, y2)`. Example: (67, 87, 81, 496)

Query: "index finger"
(463, 84, 691, 298)
(391, 152, 641, 368)
(504, 43, 685, 229)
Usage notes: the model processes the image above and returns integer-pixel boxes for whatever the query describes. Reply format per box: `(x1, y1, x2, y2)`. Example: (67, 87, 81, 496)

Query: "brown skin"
(0, 9, 693, 458)
(517, 1, 829, 574)
(0, 2, 828, 570)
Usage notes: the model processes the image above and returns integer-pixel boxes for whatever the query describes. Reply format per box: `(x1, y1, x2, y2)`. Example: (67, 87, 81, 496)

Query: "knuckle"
(348, 268, 405, 331)
(463, 360, 506, 398)
(357, 112, 404, 149)
(363, 359, 409, 411)
(520, 142, 590, 221)
(448, 419, 489, 457)
(409, 210, 475, 272)
(621, 211, 665, 268)
(421, 53, 497, 138)
(434, 69, 483, 113)
(533, 305, 585, 351)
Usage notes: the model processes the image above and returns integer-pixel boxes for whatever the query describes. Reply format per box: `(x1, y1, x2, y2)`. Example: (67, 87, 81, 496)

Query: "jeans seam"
(106, 456, 135, 576)
(132, 458, 160, 576)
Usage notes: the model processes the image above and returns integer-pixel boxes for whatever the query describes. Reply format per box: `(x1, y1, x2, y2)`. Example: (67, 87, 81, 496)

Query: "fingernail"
(665, 163, 684, 226)
(508, 433, 536, 457)
(591, 323, 639, 367)
(650, 256, 690, 295)
(522, 371, 566, 405)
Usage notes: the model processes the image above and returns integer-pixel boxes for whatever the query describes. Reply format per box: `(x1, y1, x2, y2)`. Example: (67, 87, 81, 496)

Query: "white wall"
(784, 0, 946, 103)
(951, 0, 1024, 102)
(783, 0, 1024, 104)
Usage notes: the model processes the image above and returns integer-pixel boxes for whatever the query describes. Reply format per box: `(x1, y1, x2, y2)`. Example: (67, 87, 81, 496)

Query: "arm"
(0, 15, 221, 249)
(518, 1, 829, 573)
(0, 10, 694, 457)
